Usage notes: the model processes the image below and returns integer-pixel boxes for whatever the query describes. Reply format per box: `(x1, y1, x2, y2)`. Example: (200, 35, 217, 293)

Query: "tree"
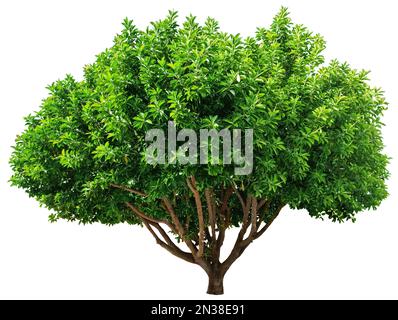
(9, 8, 389, 295)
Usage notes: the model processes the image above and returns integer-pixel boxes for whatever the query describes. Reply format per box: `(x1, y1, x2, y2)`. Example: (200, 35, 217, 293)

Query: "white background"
(0, 0, 397, 299)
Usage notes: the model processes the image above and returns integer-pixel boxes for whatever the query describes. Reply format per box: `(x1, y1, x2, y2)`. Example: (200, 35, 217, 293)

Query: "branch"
(151, 222, 179, 249)
(126, 201, 196, 264)
(238, 194, 252, 239)
(205, 227, 212, 243)
(125, 198, 210, 273)
(125, 202, 176, 233)
(234, 188, 246, 211)
(256, 199, 272, 227)
(162, 197, 198, 256)
(248, 197, 258, 240)
(221, 199, 284, 274)
(239, 197, 261, 247)
(215, 187, 233, 257)
(186, 176, 205, 257)
(111, 183, 147, 197)
(220, 194, 252, 270)
(254, 204, 285, 239)
(205, 188, 216, 241)
(257, 198, 268, 211)
(141, 220, 195, 264)
(220, 187, 233, 226)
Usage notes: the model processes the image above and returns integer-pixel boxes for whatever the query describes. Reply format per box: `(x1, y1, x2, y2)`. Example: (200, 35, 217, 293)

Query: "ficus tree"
(10, 8, 389, 294)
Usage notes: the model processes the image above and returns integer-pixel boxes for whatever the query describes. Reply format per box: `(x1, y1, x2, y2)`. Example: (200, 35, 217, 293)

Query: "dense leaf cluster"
(10, 8, 389, 228)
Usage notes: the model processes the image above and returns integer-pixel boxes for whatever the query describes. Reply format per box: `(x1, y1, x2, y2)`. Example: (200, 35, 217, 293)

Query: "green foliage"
(10, 8, 389, 227)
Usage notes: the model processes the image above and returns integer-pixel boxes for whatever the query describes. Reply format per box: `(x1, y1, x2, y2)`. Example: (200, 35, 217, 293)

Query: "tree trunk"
(206, 267, 225, 295)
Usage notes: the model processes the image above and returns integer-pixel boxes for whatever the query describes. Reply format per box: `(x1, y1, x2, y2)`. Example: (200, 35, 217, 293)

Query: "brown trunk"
(206, 266, 225, 295)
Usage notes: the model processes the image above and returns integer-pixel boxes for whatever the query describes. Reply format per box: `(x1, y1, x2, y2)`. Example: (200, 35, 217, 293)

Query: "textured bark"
(207, 265, 225, 295)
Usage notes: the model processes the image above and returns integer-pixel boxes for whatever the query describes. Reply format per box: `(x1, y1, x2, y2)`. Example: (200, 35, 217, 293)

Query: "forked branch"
(140, 219, 195, 264)
(161, 197, 198, 256)
(221, 196, 285, 274)
(124, 203, 195, 264)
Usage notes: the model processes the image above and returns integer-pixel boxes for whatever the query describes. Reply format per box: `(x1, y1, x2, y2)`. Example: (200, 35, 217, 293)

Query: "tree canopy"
(9, 8, 389, 294)
(10, 8, 388, 224)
